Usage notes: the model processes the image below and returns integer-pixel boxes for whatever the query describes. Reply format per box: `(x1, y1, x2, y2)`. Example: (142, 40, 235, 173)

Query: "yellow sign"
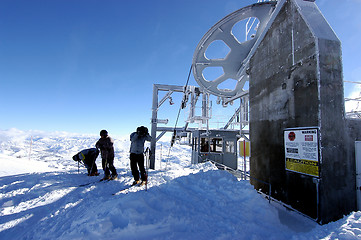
(285, 158, 319, 177)
(240, 141, 250, 157)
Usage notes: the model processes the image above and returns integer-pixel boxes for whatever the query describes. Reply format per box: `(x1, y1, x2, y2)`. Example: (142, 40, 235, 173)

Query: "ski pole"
(145, 147, 150, 191)
(90, 151, 96, 176)
(104, 152, 108, 176)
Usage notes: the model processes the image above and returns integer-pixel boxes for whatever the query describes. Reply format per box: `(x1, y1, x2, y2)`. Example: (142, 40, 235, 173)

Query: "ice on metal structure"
(150, 84, 211, 169)
(192, 2, 277, 99)
(151, 3, 277, 169)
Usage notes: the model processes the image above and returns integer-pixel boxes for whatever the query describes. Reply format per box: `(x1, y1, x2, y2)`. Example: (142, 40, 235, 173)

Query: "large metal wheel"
(192, 2, 276, 98)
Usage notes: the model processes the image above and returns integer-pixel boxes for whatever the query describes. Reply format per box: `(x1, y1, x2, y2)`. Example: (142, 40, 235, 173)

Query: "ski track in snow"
(0, 128, 361, 239)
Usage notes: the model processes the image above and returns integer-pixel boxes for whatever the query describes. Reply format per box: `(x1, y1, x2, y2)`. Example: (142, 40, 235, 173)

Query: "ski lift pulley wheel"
(192, 2, 276, 98)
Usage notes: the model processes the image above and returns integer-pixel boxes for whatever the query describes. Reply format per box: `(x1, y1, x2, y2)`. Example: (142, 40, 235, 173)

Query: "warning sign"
(284, 128, 319, 177)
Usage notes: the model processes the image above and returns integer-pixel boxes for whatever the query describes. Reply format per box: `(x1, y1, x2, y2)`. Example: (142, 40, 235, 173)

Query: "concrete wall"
(346, 119, 361, 200)
(347, 120, 361, 143)
(249, 0, 356, 223)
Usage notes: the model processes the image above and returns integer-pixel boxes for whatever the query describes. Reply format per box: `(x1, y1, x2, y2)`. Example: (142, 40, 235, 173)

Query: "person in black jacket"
(96, 130, 118, 180)
(72, 148, 100, 176)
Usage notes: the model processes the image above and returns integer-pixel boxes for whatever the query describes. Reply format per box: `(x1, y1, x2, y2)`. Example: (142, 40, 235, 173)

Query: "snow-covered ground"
(0, 128, 360, 239)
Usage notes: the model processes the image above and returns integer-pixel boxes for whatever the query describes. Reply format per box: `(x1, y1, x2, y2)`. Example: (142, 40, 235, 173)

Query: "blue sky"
(1, 0, 360, 137)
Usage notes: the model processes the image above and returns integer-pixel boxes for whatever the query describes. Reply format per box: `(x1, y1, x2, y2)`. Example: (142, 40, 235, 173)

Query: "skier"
(96, 130, 118, 180)
(129, 126, 152, 185)
(72, 148, 100, 176)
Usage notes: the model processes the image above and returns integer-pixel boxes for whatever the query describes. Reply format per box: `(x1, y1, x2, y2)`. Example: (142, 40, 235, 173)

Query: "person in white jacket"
(129, 126, 152, 185)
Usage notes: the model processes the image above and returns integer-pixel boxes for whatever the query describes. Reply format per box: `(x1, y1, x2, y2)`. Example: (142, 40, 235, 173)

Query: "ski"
(78, 180, 99, 187)
(78, 177, 115, 187)
(99, 178, 110, 182)
(112, 182, 143, 195)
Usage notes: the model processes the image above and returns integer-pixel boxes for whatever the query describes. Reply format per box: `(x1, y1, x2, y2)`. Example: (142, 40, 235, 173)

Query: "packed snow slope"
(0, 128, 361, 240)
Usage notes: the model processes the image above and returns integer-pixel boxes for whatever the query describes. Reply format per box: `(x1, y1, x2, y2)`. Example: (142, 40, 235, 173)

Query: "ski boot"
(100, 175, 111, 181)
(89, 171, 100, 176)
(131, 180, 140, 186)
